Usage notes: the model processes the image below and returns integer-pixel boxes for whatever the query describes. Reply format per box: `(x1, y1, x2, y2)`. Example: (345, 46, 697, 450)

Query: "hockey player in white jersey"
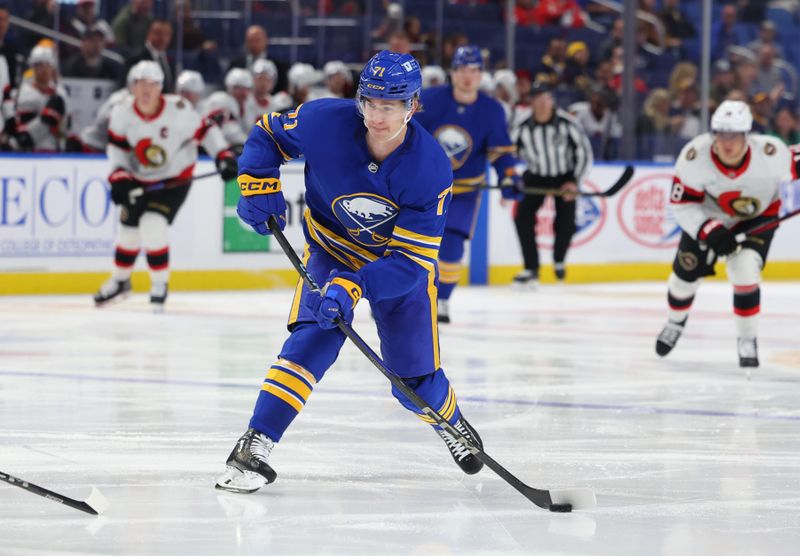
(175, 70, 205, 108)
(67, 68, 137, 152)
(199, 68, 252, 149)
(655, 100, 797, 367)
(246, 59, 290, 125)
(11, 46, 68, 152)
(93, 61, 238, 311)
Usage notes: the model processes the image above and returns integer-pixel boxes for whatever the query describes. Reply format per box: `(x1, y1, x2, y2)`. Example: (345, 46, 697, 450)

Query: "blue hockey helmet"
(358, 50, 422, 103)
(452, 45, 483, 70)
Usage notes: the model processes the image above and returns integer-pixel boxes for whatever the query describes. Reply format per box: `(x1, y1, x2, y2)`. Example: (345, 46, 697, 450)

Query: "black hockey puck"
(549, 503, 573, 513)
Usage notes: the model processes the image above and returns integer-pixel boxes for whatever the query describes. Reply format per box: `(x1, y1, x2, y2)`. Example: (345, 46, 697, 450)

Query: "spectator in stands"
(734, 57, 758, 96)
(20, 0, 55, 51)
(513, 0, 537, 27)
(710, 59, 737, 106)
(752, 44, 785, 99)
(371, 2, 404, 40)
(0, 2, 18, 94)
(112, 0, 154, 52)
(747, 20, 785, 60)
(659, 0, 696, 58)
(598, 18, 623, 63)
(636, 88, 672, 160)
(638, 0, 663, 50)
(668, 62, 698, 99)
(170, 0, 206, 52)
(533, 37, 567, 87)
(736, 0, 768, 23)
(569, 85, 621, 160)
(12, 45, 68, 152)
(66, 0, 114, 47)
(711, 4, 742, 61)
(229, 25, 289, 94)
(769, 106, 800, 145)
(749, 91, 773, 133)
(387, 30, 412, 55)
(607, 46, 649, 95)
(563, 41, 593, 96)
(62, 27, 121, 80)
(125, 19, 175, 93)
(669, 79, 701, 148)
(532, 0, 585, 29)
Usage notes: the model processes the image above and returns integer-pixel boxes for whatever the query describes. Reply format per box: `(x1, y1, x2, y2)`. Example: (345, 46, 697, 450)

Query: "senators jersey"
(245, 92, 291, 126)
(14, 80, 69, 152)
(415, 85, 516, 194)
(238, 98, 453, 303)
(80, 88, 131, 151)
(107, 94, 228, 183)
(671, 133, 796, 238)
(200, 91, 248, 147)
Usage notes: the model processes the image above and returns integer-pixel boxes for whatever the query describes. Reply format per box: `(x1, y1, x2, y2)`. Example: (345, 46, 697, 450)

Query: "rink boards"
(0, 155, 798, 294)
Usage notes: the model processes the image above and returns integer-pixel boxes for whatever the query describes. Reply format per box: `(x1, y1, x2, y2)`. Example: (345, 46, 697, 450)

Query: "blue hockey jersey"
(415, 85, 516, 193)
(237, 98, 454, 302)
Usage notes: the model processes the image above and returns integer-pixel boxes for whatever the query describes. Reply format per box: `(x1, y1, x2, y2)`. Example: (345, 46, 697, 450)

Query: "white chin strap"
(363, 109, 414, 143)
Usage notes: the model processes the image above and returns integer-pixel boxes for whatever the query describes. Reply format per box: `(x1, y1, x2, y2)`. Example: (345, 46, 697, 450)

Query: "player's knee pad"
(279, 322, 346, 382)
(116, 224, 140, 250)
(726, 248, 762, 287)
(391, 369, 460, 425)
(667, 272, 700, 299)
(139, 212, 169, 251)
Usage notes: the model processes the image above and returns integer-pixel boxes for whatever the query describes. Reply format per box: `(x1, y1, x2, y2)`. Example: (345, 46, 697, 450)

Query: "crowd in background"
(1, 0, 799, 160)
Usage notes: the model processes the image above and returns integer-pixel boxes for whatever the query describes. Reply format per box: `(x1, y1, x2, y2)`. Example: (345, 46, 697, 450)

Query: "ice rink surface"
(1, 282, 799, 555)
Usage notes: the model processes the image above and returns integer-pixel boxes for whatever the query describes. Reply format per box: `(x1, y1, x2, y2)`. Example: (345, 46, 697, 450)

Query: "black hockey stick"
(0, 470, 108, 515)
(476, 164, 634, 198)
(267, 216, 596, 513)
(129, 170, 221, 201)
(735, 207, 800, 241)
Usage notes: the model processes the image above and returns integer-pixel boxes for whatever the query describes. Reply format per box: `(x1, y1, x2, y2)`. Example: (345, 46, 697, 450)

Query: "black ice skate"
(215, 428, 277, 493)
(437, 417, 484, 475)
(738, 337, 759, 368)
(93, 278, 131, 306)
(554, 263, 566, 282)
(150, 282, 168, 313)
(437, 299, 450, 324)
(655, 318, 687, 357)
(512, 269, 539, 289)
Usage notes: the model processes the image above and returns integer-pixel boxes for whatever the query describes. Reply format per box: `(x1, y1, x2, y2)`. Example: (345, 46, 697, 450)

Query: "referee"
(510, 81, 593, 286)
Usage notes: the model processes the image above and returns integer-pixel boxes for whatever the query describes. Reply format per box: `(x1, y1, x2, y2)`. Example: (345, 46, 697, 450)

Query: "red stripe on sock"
(734, 306, 760, 317)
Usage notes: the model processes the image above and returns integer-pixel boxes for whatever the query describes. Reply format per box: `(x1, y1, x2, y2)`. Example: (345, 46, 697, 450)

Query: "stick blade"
(83, 486, 108, 515)
(549, 488, 597, 511)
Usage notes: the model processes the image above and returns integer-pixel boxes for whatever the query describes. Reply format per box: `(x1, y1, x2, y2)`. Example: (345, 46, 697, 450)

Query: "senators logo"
(717, 191, 760, 218)
(686, 147, 697, 161)
(764, 143, 776, 156)
(678, 250, 698, 271)
(134, 138, 167, 168)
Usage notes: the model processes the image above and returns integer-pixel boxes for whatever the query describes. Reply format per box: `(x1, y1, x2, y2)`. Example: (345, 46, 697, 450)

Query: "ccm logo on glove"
(238, 175, 281, 196)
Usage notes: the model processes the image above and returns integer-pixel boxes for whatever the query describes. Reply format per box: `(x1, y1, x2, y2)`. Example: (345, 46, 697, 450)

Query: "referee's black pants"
(513, 184, 576, 273)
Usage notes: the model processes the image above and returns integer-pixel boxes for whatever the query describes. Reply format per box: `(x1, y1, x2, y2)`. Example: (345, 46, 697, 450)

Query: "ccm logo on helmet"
(238, 175, 281, 196)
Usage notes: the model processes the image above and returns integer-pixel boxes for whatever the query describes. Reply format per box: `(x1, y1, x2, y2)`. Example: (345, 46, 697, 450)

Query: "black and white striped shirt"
(512, 108, 593, 182)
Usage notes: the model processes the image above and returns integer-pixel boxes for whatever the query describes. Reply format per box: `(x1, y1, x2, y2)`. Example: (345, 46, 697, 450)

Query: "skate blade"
(94, 291, 131, 308)
(215, 466, 266, 494)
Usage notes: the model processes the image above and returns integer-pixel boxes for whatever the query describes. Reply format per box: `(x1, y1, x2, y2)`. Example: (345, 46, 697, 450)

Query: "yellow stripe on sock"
(266, 368, 312, 400)
(261, 383, 305, 412)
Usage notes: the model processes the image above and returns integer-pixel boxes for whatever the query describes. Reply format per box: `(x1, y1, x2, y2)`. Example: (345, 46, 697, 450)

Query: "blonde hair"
(668, 62, 698, 98)
(643, 88, 671, 130)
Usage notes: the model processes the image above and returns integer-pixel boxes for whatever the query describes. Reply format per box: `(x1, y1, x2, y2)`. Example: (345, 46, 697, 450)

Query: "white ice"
(1, 282, 800, 555)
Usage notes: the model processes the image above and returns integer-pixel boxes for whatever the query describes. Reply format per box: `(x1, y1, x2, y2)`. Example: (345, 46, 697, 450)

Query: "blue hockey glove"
(236, 173, 286, 235)
(304, 270, 364, 330)
(500, 173, 524, 201)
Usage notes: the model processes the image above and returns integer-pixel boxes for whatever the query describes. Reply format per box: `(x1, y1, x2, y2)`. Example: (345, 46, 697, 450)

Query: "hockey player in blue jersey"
(216, 51, 486, 493)
(415, 45, 522, 323)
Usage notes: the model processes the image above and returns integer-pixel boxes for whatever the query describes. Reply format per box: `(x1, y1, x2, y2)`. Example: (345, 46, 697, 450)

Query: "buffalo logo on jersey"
(434, 125, 473, 170)
(134, 138, 167, 168)
(717, 191, 761, 218)
(332, 193, 399, 247)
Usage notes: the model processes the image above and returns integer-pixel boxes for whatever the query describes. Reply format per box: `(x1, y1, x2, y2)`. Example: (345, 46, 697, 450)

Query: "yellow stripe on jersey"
(386, 238, 439, 261)
(258, 114, 293, 161)
(266, 368, 312, 400)
(417, 387, 457, 424)
(276, 357, 318, 385)
(452, 174, 487, 194)
(287, 247, 310, 326)
(261, 383, 305, 412)
(304, 209, 379, 270)
(282, 104, 303, 130)
(487, 145, 516, 163)
(394, 251, 440, 369)
(438, 261, 463, 284)
(391, 226, 442, 248)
